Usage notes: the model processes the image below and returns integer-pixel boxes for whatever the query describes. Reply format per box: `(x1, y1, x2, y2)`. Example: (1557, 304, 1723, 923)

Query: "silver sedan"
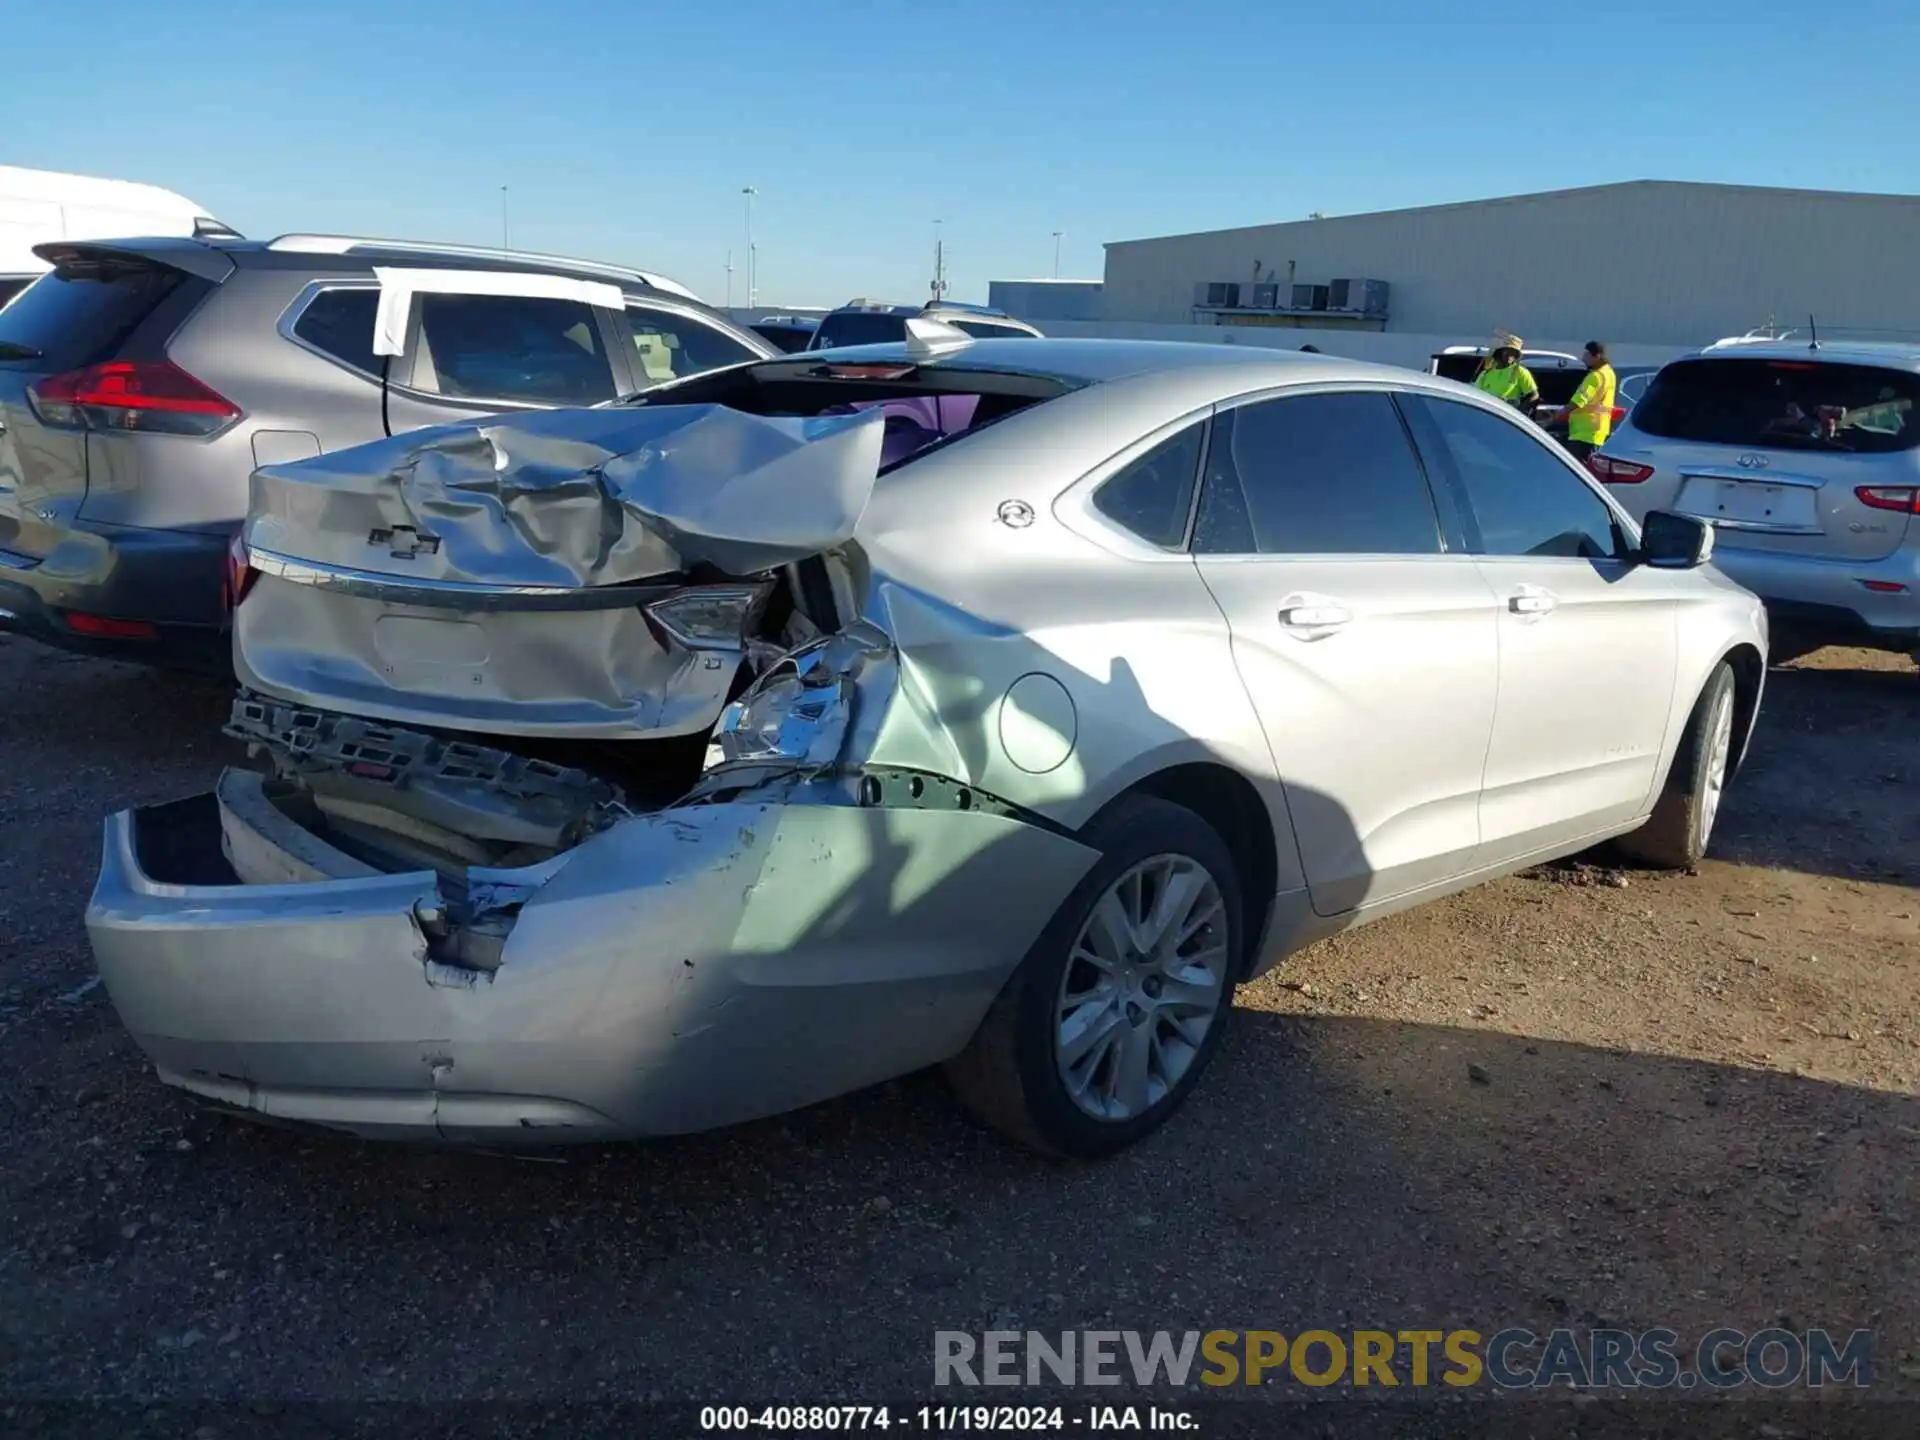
(88, 333, 1768, 1157)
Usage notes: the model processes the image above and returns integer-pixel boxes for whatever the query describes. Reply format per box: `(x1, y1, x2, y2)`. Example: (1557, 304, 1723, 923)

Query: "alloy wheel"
(1700, 685, 1735, 846)
(1053, 854, 1231, 1121)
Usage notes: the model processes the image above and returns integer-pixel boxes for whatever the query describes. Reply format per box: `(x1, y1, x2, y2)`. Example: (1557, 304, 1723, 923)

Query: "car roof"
(1690, 339, 1920, 373)
(775, 335, 1418, 388)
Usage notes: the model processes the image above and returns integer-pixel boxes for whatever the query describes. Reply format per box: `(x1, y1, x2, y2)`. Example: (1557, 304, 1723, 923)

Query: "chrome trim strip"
(247, 547, 679, 612)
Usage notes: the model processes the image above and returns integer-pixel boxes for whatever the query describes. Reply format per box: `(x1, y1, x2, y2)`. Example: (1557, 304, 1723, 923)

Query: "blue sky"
(6, 1, 1918, 307)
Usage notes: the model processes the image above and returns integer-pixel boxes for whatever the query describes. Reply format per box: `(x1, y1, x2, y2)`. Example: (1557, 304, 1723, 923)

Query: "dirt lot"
(0, 634, 1915, 1418)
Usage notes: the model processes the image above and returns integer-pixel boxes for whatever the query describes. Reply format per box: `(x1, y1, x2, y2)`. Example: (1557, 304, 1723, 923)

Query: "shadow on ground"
(9, 1009, 1911, 1403)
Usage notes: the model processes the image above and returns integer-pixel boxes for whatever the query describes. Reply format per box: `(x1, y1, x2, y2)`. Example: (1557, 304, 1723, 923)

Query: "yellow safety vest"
(1567, 364, 1617, 444)
(1475, 363, 1538, 406)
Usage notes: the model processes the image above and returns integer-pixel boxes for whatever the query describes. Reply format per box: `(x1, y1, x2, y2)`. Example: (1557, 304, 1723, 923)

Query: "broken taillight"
(222, 531, 259, 612)
(642, 584, 771, 651)
(1588, 454, 1655, 484)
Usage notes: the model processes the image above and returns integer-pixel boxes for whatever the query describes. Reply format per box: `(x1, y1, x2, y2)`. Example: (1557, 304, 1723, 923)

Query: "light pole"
(724, 249, 734, 309)
(931, 218, 947, 302)
(1051, 230, 1063, 279)
(741, 186, 758, 307)
(500, 186, 510, 251)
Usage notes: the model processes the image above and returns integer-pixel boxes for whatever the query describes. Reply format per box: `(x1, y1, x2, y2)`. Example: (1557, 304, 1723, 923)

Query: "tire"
(945, 794, 1244, 1158)
(1615, 662, 1738, 870)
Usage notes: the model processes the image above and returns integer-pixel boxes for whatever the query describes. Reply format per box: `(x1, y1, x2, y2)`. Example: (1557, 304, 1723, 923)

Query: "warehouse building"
(986, 278, 1105, 324)
(1100, 181, 1920, 347)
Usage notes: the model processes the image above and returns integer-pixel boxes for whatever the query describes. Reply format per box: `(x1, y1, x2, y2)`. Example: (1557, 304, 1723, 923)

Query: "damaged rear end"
(87, 378, 1099, 1142)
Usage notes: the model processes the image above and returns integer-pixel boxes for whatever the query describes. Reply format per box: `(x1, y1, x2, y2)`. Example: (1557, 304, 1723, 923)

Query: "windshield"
(810, 312, 909, 350)
(1632, 357, 1920, 453)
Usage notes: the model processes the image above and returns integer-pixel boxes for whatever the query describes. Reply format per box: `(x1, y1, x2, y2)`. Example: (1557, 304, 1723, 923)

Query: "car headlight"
(701, 620, 893, 786)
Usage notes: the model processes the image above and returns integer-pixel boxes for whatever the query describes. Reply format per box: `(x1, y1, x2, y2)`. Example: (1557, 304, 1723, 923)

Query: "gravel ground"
(0, 635, 1915, 1416)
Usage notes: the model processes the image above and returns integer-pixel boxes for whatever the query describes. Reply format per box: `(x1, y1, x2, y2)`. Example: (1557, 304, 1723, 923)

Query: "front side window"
(413, 293, 615, 405)
(1631, 358, 1919, 453)
(626, 306, 762, 387)
(1414, 396, 1623, 560)
(1191, 391, 1443, 556)
(1092, 423, 1204, 549)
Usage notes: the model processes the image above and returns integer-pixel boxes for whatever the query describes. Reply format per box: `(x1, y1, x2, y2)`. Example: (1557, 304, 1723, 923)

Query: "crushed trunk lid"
(234, 404, 883, 739)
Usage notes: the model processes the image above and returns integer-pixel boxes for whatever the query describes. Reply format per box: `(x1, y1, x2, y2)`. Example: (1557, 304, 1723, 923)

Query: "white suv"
(1594, 338, 1920, 662)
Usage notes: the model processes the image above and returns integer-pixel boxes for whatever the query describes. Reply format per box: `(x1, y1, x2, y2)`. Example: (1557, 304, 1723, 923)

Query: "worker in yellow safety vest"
(1549, 340, 1618, 463)
(1474, 336, 1539, 415)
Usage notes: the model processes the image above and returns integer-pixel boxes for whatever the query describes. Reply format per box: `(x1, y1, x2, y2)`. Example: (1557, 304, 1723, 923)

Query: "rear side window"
(812, 312, 908, 349)
(0, 264, 184, 371)
(1414, 396, 1623, 560)
(291, 287, 381, 377)
(413, 294, 615, 405)
(1093, 424, 1204, 549)
(626, 305, 762, 387)
(1192, 392, 1442, 556)
(1632, 358, 1920, 453)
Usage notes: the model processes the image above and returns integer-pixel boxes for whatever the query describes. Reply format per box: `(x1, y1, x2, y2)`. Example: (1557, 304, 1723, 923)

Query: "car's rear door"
(1400, 392, 1682, 860)
(378, 274, 629, 434)
(1189, 386, 1501, 916)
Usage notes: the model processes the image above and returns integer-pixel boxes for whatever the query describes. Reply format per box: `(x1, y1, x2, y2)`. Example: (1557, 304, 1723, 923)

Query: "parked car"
(1593, 339, 1920, 661)
(0, 233, 774, 669)
(0, 164, 238, 305)
(807, 299, 1042, 349)
(748, 314, 820, 353)
(88, 337, 1766, 1157)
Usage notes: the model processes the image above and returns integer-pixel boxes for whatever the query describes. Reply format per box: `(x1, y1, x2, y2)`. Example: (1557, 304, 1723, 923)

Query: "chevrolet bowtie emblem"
(368, 524, 441, 560)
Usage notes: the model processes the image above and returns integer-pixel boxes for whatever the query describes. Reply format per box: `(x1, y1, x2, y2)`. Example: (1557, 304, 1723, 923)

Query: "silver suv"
(0, 234, 773, 669)
(1595, 337, 1920, 661)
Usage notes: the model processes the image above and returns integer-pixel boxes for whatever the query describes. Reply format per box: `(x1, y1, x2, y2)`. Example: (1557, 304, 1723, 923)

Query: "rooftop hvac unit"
(1194, 281, 1242, 308)
(1291, 283, 1329, 311)
(1328, 278, 1390, 315)
(1247, 282, 1280, 309)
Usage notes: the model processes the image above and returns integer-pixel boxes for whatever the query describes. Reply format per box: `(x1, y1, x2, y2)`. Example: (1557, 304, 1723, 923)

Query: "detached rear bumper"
(87, 788, 1097, 1144)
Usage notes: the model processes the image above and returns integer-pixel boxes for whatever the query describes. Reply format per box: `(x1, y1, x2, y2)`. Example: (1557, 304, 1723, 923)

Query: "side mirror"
(1640, 510, 1715, 569)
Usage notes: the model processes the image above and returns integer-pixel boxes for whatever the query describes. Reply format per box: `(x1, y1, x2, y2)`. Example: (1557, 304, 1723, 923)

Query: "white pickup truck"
(0, 165, 236, 307)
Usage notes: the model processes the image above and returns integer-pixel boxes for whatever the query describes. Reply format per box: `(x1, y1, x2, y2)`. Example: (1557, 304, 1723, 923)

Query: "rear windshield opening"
(621, 361, 1075, 471)
(1632, 358, 1920, 454)
(0, 260, 187, 372)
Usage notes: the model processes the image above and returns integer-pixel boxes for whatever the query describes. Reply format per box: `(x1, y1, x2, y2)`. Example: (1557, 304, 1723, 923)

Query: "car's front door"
(1189, 388, 1501, 916)
(1400, 393, 1682, 860)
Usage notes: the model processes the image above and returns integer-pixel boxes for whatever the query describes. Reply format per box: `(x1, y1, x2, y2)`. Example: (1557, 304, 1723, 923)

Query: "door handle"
(1279, 602, 1353, 629)
(1508, 589, 1558, 616)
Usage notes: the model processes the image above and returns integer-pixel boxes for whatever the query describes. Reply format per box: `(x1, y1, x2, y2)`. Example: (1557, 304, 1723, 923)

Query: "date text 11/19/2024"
(700, 1406, 1194, 1432)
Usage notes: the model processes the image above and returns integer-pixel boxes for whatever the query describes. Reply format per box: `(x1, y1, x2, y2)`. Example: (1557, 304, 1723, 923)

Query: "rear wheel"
(1616, 663, 1737, 870)
(946, 795, 1243, 1158)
